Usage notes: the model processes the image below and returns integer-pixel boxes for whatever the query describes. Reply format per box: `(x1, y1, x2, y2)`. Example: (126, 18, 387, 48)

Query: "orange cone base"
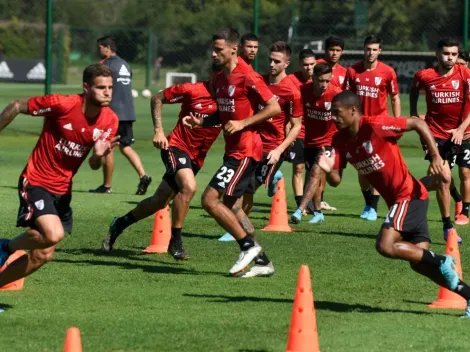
(142, 245, 168, 253)
(428, 296, 467, 309)
(262, 224, 293, 232)
(0, 278, 24, 291)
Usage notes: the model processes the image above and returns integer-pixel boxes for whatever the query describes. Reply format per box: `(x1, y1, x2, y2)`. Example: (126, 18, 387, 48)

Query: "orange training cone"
(142, 206, 171, 253)
(286, 265, 320, 352)
(0, 250, 27, 291)
(63, 326, 82, 352)
(262, 178, 293, 232)
(428, 229, 466, 309)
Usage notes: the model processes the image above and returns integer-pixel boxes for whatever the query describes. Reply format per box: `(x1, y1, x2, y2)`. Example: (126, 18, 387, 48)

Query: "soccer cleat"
(439, 254, 459, 291)
(321, 201, 337, 211)
(229, 242, 262, 274)
(89, 185, 112, 194)
(0, 239, 11, 267)
(168, 238, 190, 261)
(101, 217, 122, 252)
(136, 175, 152, 195)
(291, 209, 303, 224)
(306, 201, 315, 215)
(455, 214, 469, 226)
(218, 232, 235, 242)
(268, 171, 283, 197)
(444, 228, 463, 243)
(308, 211, 325, 224)
(365, 208, 378, 221)
(360, 205, 371, 219)
(455, 201, 463, 221)
(461, 300, 470, 319)
(235, 261, 275, 278)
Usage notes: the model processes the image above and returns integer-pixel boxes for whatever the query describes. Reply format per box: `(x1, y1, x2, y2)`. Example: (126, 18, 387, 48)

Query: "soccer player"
(316, 35, 347, 90)
(291, 63, 342, 224)
(101, 66, 222, 260)
(187, 28, 281, 274)
(410, 38, 470, 239)
(0, 64, 119, 287)
(311, 91, 470, 318)
(239, 33, 259, 66)
(90, 36, 152, 195)
(345, 35, 401, 221)
(288, 49, 316, 214)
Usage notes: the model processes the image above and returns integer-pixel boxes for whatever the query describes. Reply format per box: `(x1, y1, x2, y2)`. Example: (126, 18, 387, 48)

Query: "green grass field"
(0, 85, 469, 351)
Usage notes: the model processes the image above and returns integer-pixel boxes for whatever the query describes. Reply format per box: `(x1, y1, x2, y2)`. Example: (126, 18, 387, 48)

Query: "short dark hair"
(83, 64, 112, 86)
(270, 41, 292, 58)
(325, 36, 345, 50)
(437, 37, 460, 51)
(241, 33, 258, 45)
(213, 28, 240, 45)
(332, 91, 362, 113)
(363, 35, 383, 48)
(314, 63, 332, 76)
(97, 36, 117, 53)
(298, 48, 315, 61)
(459, 50, 470, 62)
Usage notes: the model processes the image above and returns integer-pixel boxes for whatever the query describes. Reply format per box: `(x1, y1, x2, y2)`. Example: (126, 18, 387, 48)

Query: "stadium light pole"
(45, 0, 53, 95)
(253, 0, 259, 72)
(465, 0, 469, 51)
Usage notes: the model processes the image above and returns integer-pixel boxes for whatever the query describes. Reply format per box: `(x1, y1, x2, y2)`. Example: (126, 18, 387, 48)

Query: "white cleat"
(229, 243, 262, 274)
(321, 201, 337, 211)
(236, 262, 275, 278)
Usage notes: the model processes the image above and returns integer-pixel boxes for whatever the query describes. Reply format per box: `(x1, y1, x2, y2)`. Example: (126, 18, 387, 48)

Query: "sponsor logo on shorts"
(290, 152, 296, 160)
(179, 157, 187, 165)
(217, 181, 226, 188)
(35, 199, 44, 210)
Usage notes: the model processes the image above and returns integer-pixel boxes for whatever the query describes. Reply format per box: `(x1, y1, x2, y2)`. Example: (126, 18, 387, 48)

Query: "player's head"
(363, 35, 382, 64)
(298, 49, 316, 79)
(331, 91, 362, 130)
(458, 49, 470, 67)
(324, 36, 344, 64)
(212, 28, 240, 67)
(82, 64, 113, 107)
(436, 37, 460, 70)
(269, 41, 291, 77)
(239, 33, 259, 63)
(312, 63, 332, 93)
(97, 36, 117, 59)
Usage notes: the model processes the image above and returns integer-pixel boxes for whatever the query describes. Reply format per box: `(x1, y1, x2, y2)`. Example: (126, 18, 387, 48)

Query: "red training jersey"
(412, 64, 470, 139)
(257, 75, 303, 153)
(24, 94, 119, 194)
(316, 59, 347, 90)
(332, 116, 428, 207)
(213, 58, 274, 161)
(302, 83, 342, 148)
(163, 82, 221, 168)
(345, 61, 399, 116)
(288, 71, 312, 139)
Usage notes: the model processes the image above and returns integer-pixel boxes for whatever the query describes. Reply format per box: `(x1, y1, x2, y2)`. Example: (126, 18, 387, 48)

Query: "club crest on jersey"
(324, 102, 331, 110)
(35, 199, 44, 210)
(179, 157, 187, 165)
(362, 141, 373, 154)
(93, 128, 104, 141)
(452, 80, 460, 89)
(339, 76, 344, 84)
(228, 85, 235, 97)
(375, 77, 382, 86)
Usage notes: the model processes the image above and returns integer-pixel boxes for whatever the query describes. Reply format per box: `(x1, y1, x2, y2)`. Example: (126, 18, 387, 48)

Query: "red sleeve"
(288, 88, 303, 118)
(387, 68, 399, 95)
(412, 70, 423, 90)
(163, 83, 193, 104)
(461, 66, 470, 96)
(345, 68, 354, 91)
(27, 94, 70, 117)
(366, 116, 407, 139)
(245, 73, 274, 103)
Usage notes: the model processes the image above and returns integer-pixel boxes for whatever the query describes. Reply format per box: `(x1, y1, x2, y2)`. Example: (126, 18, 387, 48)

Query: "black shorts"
(16, 177, 73, 233)
(304, 146, 332, 171)
(456, 141, 470, 169)
(118, 121, 135, 147)
(286, 138, 304, 164)
(382, 198, 430, 244)
(422, 138, 459, 169)
(255, 152, 284, 187)
(161, 147, 200, 192)
(209, 156, 258, 197)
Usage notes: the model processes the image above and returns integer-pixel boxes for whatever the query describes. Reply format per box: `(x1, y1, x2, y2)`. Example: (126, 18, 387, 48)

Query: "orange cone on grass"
(286, 265, 320, 352)
(63, 326, 82, 352)
(142, 206, 171, 253)
(428, 228, 466, 309)
(262, 178, 293, 232)
(0, 250, 27, 291)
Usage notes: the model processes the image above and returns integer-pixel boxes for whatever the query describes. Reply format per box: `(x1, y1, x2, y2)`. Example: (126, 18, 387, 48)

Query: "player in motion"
(0, 64, 119, 287)
(345, 35, 401, 221)
(314, 91, 470, 317)
(410, 38, 470, 242)
(101, 66, 222, 260)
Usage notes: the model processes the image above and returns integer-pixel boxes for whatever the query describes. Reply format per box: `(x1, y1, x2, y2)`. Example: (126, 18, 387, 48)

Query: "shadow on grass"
(183, 293, 292, 303)
(0, 303, 13, 311)
(239, 350, 269, 352)
(0, 185, 17, 190)
(318, 230, 376, 240)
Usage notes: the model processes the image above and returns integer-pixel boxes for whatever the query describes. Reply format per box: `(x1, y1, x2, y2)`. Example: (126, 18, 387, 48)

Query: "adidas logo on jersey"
(0, 61, 14, 78)
(119, 64, 131, 76)
(63, 123, 73, 131)
(26, 63, 46, 80)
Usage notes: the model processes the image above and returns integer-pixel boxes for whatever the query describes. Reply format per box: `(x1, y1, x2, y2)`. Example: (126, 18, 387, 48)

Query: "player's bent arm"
(277, 116, 301, 154)
(409, 84, 420, 117)
(151, 91, 167, 132)
(325, 168, 343, 187)
(390, 93, 401, 117)
(242, 97, 281, 128)
(405, 118, 439, 156)
(0, 100, 28, 133)
(202, 111, 221, 127)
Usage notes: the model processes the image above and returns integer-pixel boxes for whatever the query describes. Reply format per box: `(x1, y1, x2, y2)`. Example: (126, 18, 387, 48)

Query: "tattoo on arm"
(151, 93, 165, 129)
(0, 100, 27, 133)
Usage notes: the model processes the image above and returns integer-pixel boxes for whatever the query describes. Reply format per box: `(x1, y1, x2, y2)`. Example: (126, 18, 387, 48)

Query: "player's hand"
(267, 148, 281, 165)
(182, 112, 202, 129)
(429, 153, 444, 177)
(318, 147, 335, 173)
(153, 129, 168, 150)
(94, 135, 120, 157)
(224, 120, 245, 135)
(446, 128, 464, 145)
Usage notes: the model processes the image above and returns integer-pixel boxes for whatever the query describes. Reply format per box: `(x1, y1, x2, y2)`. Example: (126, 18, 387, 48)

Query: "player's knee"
(42, 227, 64, 246)
(375, 240, 393, 258)
(294, 164, 304, 175)
(460, 168, 470, 182)
(181, 183, 197, 199)
(32, 249, 55, 264)
(201, 192, 215, 212)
